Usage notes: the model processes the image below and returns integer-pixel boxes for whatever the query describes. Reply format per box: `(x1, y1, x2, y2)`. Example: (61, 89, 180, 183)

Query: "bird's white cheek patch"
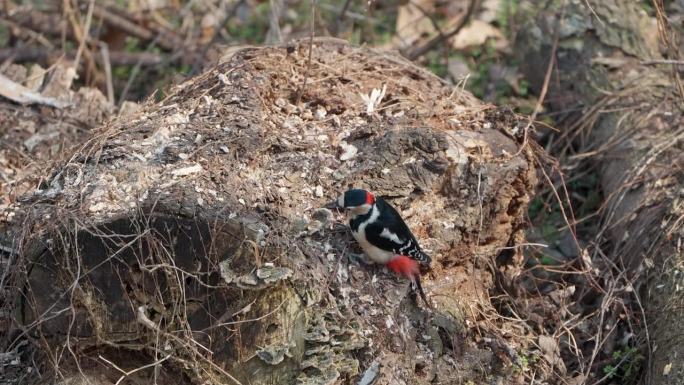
(337, 195, 344, 208)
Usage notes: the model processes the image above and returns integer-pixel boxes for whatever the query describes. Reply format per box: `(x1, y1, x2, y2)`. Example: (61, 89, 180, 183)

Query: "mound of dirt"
(1, 39, 537, 385)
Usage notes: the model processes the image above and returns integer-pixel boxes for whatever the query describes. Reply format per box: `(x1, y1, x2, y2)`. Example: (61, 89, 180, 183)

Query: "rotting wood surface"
(1, 39, 537, 385)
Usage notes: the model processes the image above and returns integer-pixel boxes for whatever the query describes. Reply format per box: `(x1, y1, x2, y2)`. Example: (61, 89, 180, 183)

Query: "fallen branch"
(0, 47, 165, 66)
(92, 5, 182, 52)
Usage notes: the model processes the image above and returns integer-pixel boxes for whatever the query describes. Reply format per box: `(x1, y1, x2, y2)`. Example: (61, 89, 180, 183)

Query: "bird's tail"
(387, 255, 432, 309)
(413, 275, 432, 310)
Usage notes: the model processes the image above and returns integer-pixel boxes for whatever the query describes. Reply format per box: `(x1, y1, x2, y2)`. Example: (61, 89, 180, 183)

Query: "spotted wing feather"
(364, 197, 431, 265)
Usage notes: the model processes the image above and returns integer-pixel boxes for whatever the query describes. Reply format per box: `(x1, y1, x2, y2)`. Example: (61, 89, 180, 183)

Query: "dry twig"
(294, 0, 316, 106)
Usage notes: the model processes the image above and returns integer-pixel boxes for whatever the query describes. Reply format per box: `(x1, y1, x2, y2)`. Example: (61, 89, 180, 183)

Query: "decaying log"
(516, 1, 684, 383)
(1, 39, 537, 384)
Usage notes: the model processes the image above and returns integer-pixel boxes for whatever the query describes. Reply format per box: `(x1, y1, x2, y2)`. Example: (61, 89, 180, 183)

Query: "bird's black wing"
(365, 198, 431, 264)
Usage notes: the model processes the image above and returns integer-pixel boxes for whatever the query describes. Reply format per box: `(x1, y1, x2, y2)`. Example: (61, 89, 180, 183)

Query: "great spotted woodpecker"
(326, 188, 431, 308)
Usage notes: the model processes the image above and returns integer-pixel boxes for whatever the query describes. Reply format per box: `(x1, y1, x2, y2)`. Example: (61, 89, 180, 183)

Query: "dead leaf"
(567, 374, 586, 385)
(339, 141, 358, 161)
(119, 101, 141, 117)
(538, 335, 566, 374)
(128, 0, 167, 12)
(24, 132, 60, 152)
(548, 285, 576, 305)
(479, 0, 502, 23)
(395, 0, 436, 46)
(200, 13, 218, 45)
(448, 57, 470, 80)
(3, 64, 27, 84)
(40, 61, 77, 100)
(452, 20, 507, 50)
(25, 64, 47, 91)
(0, 73, 68, 109)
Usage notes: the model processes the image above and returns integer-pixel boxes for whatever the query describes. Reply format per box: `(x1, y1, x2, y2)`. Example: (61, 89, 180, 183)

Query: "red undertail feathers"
(386, 255, 420, 279)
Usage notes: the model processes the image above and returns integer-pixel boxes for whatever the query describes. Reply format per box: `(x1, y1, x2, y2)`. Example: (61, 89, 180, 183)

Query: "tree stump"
(1, 39, 537, 385)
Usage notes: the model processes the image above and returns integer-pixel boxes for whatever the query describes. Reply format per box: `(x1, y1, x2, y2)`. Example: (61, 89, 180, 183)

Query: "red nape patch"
(386, 255, 419, 279)
(365, 191, 375, 205)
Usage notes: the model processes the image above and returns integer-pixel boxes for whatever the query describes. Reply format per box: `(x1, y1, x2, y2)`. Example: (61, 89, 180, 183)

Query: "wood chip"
(171, 164, 203, 177)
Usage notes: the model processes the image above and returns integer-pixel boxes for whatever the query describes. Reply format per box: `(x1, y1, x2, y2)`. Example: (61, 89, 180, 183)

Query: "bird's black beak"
(324, 200, 341, 210)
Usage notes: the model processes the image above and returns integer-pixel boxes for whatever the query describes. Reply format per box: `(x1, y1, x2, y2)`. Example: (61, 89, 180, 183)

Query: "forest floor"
(1, 1, 681, 384)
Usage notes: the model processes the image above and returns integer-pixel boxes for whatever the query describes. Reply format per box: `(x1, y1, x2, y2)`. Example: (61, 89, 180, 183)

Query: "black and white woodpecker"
(326, 188, 431, 308)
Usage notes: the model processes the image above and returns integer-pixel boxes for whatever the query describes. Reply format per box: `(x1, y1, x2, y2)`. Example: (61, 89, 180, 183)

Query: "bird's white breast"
(350, 206, 394, 264)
